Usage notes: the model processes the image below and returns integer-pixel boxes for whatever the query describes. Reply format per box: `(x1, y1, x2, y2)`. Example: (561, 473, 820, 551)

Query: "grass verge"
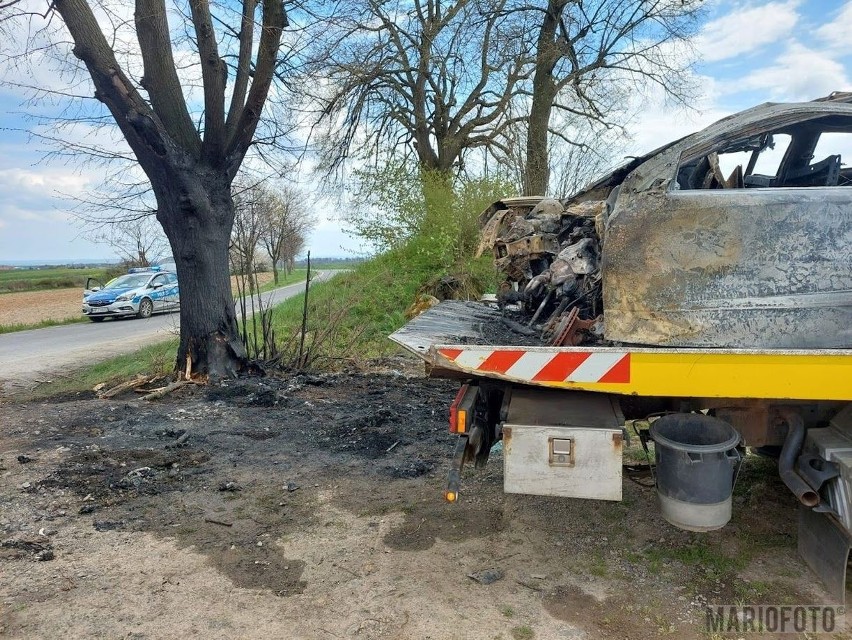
(255, 244, 495, 367)
(14, 339, 178, 402)
(0, 316, 87, 334)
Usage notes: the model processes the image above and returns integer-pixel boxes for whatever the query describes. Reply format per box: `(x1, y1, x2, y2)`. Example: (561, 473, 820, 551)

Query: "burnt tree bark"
(47, 0, 288, 377)
(154, 168, 241, 378)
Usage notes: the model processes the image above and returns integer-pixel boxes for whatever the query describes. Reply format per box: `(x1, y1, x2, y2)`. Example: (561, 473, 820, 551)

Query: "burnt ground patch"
(0, 368, 833, 639)
(1, 373, 461, 596)
(41, 447, 212, 504)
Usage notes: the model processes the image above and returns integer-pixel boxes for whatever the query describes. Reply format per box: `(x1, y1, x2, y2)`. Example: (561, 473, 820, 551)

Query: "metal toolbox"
(502, 389, 624, 501)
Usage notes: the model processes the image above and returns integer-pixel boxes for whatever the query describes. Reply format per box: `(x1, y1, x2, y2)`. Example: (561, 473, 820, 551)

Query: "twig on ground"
(515, 579, 543, 592)
(100, 376, 153, 398)
(203, 518, 233, 527)
(141, 380, 191, 401)
(333, 562, 361, 579)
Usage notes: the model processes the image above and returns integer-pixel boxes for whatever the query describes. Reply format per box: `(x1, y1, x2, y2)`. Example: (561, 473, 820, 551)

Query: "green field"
(0, 266, 120, 294)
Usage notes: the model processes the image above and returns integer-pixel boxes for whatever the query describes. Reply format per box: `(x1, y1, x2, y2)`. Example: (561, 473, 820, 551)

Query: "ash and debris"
(479, 198, 606, 346)
(451, 308, 551, 347)
(0, 371, 818, 633)
(1, 371, 460, 531)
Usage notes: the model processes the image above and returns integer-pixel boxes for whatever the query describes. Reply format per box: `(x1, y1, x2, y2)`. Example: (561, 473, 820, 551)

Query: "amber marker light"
(449, 384, 479, 434)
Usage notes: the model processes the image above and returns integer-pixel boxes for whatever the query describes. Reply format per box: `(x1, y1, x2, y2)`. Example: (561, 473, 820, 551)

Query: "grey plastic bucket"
(650, 414, 741, 532)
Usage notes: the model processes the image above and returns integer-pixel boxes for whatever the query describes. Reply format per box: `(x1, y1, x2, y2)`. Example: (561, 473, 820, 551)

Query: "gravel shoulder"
(0, 369, 842, 639)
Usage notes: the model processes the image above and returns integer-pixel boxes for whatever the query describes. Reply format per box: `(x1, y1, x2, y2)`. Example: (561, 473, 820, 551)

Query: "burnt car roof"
(571, 91, 852, 201)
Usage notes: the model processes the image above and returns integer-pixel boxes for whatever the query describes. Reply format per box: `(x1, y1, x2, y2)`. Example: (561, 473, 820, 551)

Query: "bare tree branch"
(309, 0, 535, 178)
(135, 0, 199, 154)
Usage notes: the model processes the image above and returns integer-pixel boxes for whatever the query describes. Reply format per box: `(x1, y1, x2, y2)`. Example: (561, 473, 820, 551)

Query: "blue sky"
(0, 0, 850, 263)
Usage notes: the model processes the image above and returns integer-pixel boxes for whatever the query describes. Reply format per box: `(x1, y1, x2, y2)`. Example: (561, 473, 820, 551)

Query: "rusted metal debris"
(480, 197, 606, 346)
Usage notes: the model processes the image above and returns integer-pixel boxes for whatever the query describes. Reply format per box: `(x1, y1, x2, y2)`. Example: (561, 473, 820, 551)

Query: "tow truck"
(391, 94, 852, 601)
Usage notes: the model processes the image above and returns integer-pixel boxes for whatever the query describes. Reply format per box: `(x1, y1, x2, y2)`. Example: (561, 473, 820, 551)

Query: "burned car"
(480, 92, 852, 349)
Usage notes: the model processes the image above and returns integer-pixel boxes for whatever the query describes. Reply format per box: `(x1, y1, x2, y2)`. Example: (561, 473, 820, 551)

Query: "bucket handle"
(684, 448, 742, 466)
(728, 448, 744, 491)
(685, 451, 702, 464)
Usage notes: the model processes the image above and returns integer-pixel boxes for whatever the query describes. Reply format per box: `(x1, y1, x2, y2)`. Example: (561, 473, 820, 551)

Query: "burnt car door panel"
(603, 107, 852, 349)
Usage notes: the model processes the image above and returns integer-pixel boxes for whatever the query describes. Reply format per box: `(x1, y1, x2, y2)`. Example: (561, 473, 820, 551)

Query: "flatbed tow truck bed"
(391, 300, 852, 401)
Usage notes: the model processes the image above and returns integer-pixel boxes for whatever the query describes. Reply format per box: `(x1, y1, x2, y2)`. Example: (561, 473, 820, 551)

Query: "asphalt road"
(0, 270, 336, 395)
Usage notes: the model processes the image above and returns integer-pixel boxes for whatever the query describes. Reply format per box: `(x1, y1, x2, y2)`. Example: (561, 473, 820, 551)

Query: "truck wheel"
(89, 316, 105, 322)
(137, 298, 154, 319)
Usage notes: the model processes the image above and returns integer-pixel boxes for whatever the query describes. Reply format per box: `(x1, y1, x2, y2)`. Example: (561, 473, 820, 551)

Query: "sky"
(0, 0, 850, 263)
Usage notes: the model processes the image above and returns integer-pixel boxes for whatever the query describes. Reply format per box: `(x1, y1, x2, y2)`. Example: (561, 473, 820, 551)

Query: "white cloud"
(734, 42, 850, 101)
(815, 1, 852, 51)
(623, 105, 728, 158)
(695, 1, 801, 62)
(617, 74, 729, 157)
(0, 166, 93, 205)
(0, 166, 111, 261)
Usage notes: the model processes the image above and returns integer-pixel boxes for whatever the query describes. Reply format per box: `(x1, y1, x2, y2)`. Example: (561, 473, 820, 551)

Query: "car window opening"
(677, 115, 852, 190)
(103, 274, 152, 289)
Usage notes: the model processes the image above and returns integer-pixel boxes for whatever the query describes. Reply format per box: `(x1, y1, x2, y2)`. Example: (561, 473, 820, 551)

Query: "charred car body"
(479, 92, 851, 350)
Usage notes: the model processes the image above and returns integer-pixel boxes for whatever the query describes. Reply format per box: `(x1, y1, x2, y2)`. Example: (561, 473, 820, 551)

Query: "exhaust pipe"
(778, 409, 820, 508)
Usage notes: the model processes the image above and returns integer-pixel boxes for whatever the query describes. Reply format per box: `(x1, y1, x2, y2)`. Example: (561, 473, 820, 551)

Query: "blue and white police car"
(82, 266, 180, 322)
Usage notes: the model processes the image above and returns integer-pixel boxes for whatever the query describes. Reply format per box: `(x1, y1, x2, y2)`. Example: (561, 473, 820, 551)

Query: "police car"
(82, 266, 180, 322)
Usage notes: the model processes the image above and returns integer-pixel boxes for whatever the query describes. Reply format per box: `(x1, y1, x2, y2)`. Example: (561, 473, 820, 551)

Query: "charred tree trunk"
(49, 0, 286, 380)
(154, 167, 247, 378)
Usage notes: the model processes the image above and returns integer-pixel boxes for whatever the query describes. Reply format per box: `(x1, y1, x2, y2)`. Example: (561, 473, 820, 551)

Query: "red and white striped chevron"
(437, 348, 631, 384)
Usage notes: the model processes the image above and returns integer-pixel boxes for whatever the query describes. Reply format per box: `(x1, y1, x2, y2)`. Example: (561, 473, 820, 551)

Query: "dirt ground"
(0, 363, 845, 639)
(0, 289, 82, 326)
(0, 274, 275, 327)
